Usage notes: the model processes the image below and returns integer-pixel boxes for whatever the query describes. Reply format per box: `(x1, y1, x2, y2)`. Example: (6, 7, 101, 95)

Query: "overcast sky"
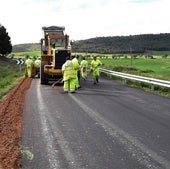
(0, 0, 169, 45)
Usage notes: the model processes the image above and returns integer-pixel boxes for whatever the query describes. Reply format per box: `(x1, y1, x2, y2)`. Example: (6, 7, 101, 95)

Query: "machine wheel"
(40, 61, 48, 85)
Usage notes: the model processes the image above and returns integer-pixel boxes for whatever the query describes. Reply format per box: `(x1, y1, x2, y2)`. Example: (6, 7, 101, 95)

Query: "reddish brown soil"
(0, 77, 32, 169)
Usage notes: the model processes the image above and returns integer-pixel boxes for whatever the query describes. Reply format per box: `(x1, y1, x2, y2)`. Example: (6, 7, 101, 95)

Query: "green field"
(1, 51, 169, 99)
(100, 58, 170, 80)
(0, 58, 25, 100)
(10, 51, 41, 59)
(73, 51, 170, 80)
(1, 50, 41, 100)
(12, 51, 170, 80)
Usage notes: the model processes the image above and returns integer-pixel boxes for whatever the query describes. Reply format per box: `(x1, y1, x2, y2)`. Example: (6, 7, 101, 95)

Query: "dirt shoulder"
(0, 77, 32, 169)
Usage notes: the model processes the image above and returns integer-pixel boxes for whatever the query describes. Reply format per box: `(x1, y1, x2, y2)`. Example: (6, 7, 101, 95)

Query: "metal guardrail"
(100, 68, 170, 90)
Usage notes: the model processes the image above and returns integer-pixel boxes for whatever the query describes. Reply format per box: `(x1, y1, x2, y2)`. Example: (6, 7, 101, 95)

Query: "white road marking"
(37, 86, 82, 169)
(37, 86, 60, 169)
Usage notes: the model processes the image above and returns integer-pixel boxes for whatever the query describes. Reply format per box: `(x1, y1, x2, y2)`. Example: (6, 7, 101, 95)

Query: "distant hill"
(12, 33, 170, 54)
(12, 43, 40, 53)
(71, 33, 170, 54)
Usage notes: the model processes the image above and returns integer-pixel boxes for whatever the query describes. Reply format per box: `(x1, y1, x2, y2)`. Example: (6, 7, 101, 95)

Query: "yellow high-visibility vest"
(62, 60, 76, 81)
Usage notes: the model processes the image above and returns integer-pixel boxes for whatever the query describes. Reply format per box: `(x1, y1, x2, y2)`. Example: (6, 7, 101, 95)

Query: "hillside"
(12, 43, 40, 52)
(12, 33, 170, 54)
(72, 33, 170, 54)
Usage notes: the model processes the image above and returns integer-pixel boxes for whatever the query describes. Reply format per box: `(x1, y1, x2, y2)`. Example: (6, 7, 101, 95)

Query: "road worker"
(62, 57, 76, 93)
(34, 57, 41, 78)
(72, 55, 81, 89)
(90, 56, 102, 84)
(25, 55, 33, 78)
(80, 57, 88, 80)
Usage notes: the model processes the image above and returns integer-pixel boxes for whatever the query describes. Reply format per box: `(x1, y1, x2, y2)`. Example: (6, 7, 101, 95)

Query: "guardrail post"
(124, 78, 127, 84)
(151, 84, 154, 91)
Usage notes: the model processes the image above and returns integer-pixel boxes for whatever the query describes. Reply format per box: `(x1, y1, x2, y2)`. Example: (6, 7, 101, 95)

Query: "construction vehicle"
(40, 26, 71, 84)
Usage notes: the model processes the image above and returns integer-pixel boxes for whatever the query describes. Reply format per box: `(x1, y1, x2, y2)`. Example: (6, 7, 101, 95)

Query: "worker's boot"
(96, 77, 99, 83)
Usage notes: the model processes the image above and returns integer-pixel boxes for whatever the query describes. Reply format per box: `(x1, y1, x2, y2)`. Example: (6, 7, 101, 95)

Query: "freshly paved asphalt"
(21, 75, 170, 169)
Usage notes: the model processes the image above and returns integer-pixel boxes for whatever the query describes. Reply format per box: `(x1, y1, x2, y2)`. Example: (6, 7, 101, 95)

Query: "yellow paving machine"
(40, 26, 71, 84)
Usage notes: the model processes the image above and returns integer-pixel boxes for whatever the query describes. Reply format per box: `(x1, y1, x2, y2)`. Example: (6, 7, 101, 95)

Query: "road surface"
(21, 76, 170, 169)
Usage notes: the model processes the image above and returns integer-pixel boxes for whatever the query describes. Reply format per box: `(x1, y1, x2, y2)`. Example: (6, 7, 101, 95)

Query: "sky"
(0, 0, 170, 45)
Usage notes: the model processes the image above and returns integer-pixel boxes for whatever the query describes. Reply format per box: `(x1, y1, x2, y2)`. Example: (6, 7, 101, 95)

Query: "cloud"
(0, 0, 170, 45)
(128, 0, 160, 3)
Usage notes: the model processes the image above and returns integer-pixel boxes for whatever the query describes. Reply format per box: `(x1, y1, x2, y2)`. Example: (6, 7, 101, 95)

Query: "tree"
(0, 24, 12, 57)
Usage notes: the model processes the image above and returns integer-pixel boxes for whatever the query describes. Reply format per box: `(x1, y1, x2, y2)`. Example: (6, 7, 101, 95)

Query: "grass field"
(1, 50, 41, 100)
(2, 51, 169, 99)
(100, 58, 170, 80)
(12, 51, 170, 80)
(0, 58, 25, 100)
(11, 51, 41, 59)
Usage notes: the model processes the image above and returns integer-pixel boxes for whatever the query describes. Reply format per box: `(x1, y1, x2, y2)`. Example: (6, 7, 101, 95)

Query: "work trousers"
(74, 71, 80, 89)
(64, 78, 75, 92)
(27, 66, 32, 78)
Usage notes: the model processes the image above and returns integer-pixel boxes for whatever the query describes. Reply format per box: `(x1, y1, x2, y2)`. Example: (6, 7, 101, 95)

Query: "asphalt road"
(21, 76, 170, 169)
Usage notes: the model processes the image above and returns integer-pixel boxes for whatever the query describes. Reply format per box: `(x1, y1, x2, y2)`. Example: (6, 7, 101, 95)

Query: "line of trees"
(0, 24, 12, 57)
(71, 33, 170, 54)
